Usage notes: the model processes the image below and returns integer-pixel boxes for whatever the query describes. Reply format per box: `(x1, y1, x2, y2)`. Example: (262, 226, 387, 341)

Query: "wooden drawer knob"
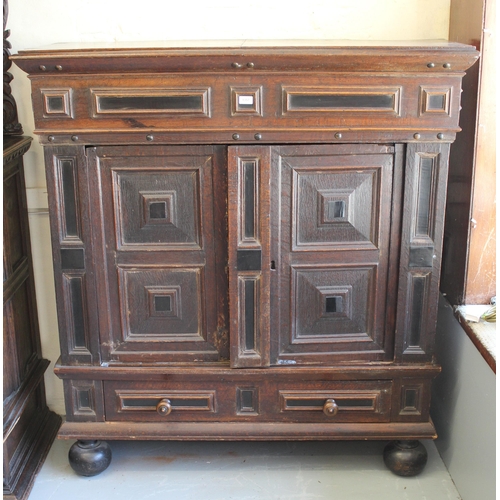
(323, 399, 339, 417)
(156, 399, 172, 416)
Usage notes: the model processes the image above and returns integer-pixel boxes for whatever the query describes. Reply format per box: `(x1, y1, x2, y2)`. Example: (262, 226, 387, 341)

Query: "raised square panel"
(292, 266, 375, 341)
(41, 88, 73, 118)
(113, 170, 201, 249)
(119, 267, 203, 341)
(294, 169, 381, 249)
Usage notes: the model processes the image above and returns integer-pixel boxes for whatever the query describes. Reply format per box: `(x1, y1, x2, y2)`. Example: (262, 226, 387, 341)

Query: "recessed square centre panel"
(113, 169, 201, 249)
(119, 267, 203, 341)
(292, 266, 375, 341)
(293, 167, 381, 249)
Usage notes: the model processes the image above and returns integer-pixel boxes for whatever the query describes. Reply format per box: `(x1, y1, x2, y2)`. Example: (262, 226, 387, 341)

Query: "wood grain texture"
(3, 137, 61, 500)
(57, 420, 438, 441)
(13, 44, 474, 452)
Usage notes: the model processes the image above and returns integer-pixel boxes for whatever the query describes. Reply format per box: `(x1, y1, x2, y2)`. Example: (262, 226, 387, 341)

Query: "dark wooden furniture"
(3, 136, 62, 499)
(13, 41, 478, 477)
(4, 3, 61, 494)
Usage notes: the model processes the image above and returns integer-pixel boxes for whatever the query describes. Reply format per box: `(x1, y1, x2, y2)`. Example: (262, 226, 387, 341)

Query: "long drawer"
(103, 380, 392, 423)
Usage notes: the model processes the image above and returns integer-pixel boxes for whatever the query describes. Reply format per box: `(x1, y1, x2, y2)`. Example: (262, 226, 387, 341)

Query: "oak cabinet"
(12, 41, 478, 476)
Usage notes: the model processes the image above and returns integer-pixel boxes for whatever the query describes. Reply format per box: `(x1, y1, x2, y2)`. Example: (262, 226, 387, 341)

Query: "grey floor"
(29, 439, 461, 500)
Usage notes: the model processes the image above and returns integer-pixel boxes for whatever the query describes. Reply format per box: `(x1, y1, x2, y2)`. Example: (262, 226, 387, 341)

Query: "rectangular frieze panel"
(283, 86, 402, 115)
(91, 88, 211, 116)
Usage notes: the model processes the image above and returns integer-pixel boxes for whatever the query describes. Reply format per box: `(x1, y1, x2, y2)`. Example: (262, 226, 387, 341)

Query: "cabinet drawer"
(104, 379, 392, 423)
(276, 381, 392, 423)
(104, 383, 220, 422)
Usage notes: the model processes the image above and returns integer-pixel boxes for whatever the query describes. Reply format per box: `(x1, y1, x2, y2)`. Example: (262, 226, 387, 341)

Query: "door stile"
(228, 146, 272, 367)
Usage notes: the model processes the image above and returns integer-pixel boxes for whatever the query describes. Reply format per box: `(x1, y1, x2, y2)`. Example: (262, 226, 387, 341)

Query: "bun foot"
(383, 440, 428, 476)
(68, 440, 112, 476)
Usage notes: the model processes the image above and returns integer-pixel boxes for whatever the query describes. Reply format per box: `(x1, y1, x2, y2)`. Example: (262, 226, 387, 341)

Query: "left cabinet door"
(87, 145, 229, 363)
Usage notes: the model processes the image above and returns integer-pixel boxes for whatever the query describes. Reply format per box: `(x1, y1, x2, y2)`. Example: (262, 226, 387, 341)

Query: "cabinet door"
(271, 145, 396, 365)
(88, 145, 228, 363)
(229, 144, 398, 366)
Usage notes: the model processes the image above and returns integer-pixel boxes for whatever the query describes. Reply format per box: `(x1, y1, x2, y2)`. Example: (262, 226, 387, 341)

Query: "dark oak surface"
(3, 136, 61, 499)
(12, 42, 477, 474)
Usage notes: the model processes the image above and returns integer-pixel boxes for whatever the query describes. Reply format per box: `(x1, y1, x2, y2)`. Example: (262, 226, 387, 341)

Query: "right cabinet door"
(271, 144, 398, 365)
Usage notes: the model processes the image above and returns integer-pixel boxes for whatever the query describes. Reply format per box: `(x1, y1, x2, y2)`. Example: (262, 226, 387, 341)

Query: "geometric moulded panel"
(62, 273, 90, 352)
(399, 384, 423, 416)
(236, 387, 259, 415)
(283, 87, 401, 114)
(92, 88, 210, 116)
(71, 383, 97, 418)
(292, 266, 375, 342)
(403, 272, 431, 354)
(419, 87, 451, 116)
(413, 154, 437, 241)
(294, 168, 381, 249)
(58, 158, 80, 240)
(118, 267, 203, 341)
(113, 169, 201, 249)
(41, 88, 73, 118)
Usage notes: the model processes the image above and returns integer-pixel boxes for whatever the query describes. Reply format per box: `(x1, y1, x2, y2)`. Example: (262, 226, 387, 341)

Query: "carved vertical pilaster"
(3, 0, 23, 136)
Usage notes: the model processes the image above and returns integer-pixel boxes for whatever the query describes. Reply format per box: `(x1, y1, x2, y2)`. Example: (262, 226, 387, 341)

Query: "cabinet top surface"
(15, 38, 476, 52)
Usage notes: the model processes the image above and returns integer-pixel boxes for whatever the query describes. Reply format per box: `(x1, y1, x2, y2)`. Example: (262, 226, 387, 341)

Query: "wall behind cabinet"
(8, 0, 451, 414)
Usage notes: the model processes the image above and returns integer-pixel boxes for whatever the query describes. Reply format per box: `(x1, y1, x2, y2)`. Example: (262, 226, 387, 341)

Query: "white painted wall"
(431, 296, 496, 500)
(6, 0, 451, 415)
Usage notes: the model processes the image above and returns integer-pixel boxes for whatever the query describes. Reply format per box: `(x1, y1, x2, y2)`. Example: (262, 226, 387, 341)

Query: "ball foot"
(68, 440, 112, 476)
(383, 440, 428, 476)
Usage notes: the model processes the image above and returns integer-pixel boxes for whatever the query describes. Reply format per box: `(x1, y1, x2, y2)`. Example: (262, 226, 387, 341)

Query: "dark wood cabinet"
(12, 41, 478, 476)
(3, 137, 61, 499)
